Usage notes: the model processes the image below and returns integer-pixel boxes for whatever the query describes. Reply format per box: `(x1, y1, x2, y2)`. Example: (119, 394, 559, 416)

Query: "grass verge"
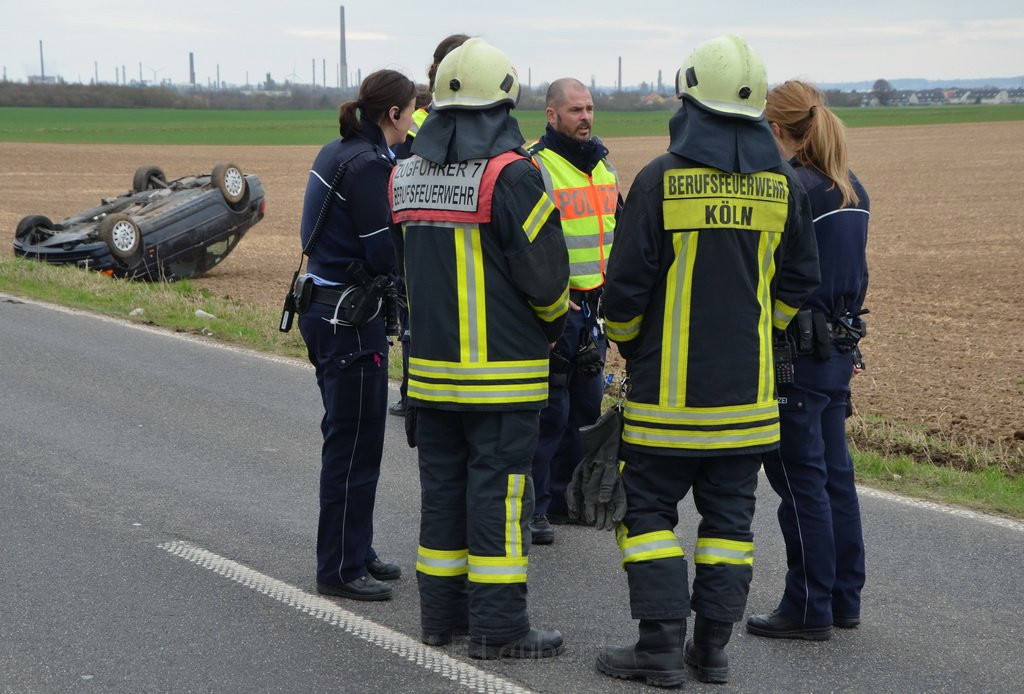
(2, 254, 1021, 521)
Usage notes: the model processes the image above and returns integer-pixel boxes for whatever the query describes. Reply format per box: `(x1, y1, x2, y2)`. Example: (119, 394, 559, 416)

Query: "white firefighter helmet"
(432, 38, 520, 110)
(675, 34, 767, 120)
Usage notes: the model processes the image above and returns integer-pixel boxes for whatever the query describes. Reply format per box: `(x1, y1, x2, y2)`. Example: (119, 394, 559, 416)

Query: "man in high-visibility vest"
(527, 77, 622, 545)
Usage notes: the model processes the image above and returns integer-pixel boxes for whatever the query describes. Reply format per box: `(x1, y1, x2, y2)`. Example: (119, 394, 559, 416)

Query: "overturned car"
(13, 163, 265, 281)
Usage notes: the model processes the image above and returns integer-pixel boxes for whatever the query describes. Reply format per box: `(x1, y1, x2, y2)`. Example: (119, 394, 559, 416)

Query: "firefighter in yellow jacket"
(389, 38, 570, 660)
(596, 35, 820, 687)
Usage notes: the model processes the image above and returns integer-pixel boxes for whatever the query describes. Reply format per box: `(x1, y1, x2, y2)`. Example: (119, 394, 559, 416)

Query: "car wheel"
(16, 214, 54, 242)
(212, 163, 248, 206)
(133, 165, 167, 192)
(99, 213, 141, 260)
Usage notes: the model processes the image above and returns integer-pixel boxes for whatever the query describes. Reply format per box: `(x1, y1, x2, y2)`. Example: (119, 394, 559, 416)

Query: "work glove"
(567, 407, 626, 530)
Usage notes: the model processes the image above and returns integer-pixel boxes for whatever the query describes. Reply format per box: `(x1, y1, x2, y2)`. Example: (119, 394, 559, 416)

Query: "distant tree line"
(1, 81, 684, 112)
(0, 80, 906, 112)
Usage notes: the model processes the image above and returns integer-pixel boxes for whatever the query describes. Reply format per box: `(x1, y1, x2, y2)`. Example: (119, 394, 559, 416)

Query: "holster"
(790, 309, 833, 361)
(292, 274, 314, 314)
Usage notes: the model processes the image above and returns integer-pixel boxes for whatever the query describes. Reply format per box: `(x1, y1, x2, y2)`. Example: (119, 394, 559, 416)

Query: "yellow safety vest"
(530, 148, 618, 291)
(407, 107, 429, 139)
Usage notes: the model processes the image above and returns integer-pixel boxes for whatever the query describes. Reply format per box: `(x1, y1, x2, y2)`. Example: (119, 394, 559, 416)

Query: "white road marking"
(158, 540, 533, 694)
(857, 485, 1024, 532)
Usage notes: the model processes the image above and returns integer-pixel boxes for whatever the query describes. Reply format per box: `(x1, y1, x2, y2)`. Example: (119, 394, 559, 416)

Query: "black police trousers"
(762, 349, 865, 626)
(299, 306, 389, 585)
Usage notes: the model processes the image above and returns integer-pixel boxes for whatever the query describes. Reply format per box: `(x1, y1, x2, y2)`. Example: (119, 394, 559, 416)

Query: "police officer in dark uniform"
(746, 79, 870, 641)
(389, 38, 570, 659)
(596, 35, 820, 687)
(298, 69, 417, 601)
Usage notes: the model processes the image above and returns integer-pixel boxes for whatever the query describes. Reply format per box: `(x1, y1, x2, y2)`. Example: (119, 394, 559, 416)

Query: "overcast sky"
(2, 1, 1022, 89)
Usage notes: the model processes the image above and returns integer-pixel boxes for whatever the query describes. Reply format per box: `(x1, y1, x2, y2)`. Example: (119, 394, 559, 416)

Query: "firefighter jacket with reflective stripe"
(528, 146, 619, 291)
(390, 150, 570, 410)
(603, 153, 820, 455)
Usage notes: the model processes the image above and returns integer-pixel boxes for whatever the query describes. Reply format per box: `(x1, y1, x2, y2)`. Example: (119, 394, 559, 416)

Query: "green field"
(2, 104, 1022, 145)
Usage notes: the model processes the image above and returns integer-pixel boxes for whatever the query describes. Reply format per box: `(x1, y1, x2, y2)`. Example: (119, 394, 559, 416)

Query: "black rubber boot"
(684, 615, 733, 684)
(596, 619, 686, 688)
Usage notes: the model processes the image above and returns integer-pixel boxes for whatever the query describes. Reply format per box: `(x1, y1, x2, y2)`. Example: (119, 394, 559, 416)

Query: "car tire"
(16, 214, 54, 242)
(212, 163, 248, 207)
(99, 213, 142, 260)
(132, 165, 167, 192)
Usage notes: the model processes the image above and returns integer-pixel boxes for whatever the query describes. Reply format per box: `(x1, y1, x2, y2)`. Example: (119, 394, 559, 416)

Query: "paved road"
(2, 294, 1022, 694)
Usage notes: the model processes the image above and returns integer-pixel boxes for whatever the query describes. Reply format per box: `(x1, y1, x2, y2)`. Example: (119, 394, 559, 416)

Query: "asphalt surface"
(2, 293, 1022, 694)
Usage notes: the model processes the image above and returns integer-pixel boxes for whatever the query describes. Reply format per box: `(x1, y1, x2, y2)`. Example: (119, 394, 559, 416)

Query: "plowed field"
(3, 121, 1022, 457)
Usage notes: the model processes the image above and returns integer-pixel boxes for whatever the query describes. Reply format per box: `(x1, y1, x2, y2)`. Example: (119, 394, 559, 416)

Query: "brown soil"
(3, 122, 1022, 457)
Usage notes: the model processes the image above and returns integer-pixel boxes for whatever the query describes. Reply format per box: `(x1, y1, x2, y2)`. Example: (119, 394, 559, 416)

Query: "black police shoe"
(388, 400, 408, 417)
(316, 575, 393, 601)
(367, 559, 401, 581)
(833, 614, 861, 629)
(530, 515, 554, 545)
(467, 627, 564, 660)
(746, 610, 831, 640)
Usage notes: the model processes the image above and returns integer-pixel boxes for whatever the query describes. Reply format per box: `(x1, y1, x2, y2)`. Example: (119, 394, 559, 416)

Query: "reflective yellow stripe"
(617, 529, 685, 565)
(757, 230, 780, 402)
(468, 554, 528, 584)
(661, 232, 697, 407)
(530, 283, 569, 323)
(605, 314, 642, 342)
(504, 473, 527, 558)
(409, 357, 548, 379)
(523, 192, 556, 243)
(694, 537, 754, 566)
(416, 546, 469, 577)
(454, 226, 487, 363)
(772, 300, 798, 330)
(622, 399, 780, 450)
(408, 357, 549, 404)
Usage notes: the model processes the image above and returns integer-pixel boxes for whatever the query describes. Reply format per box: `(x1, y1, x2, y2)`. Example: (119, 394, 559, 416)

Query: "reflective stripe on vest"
(532, 148, 618, 290)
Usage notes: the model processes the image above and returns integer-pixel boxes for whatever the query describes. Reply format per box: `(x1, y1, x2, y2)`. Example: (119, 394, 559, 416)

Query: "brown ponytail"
(766, 80, 859, 207)
(337, 69, 417, 139)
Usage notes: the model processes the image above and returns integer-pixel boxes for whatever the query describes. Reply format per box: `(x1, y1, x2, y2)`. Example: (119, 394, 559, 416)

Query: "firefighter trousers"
(414, 408, 538, 642)
(618, 449, 760, 623)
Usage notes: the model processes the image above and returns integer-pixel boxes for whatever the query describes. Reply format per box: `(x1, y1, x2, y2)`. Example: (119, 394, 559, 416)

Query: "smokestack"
(189, 52, 195, 87)
(617, 56, 622, 92)
(339, 5, 348, 91)
(39, 40, 45, 79)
